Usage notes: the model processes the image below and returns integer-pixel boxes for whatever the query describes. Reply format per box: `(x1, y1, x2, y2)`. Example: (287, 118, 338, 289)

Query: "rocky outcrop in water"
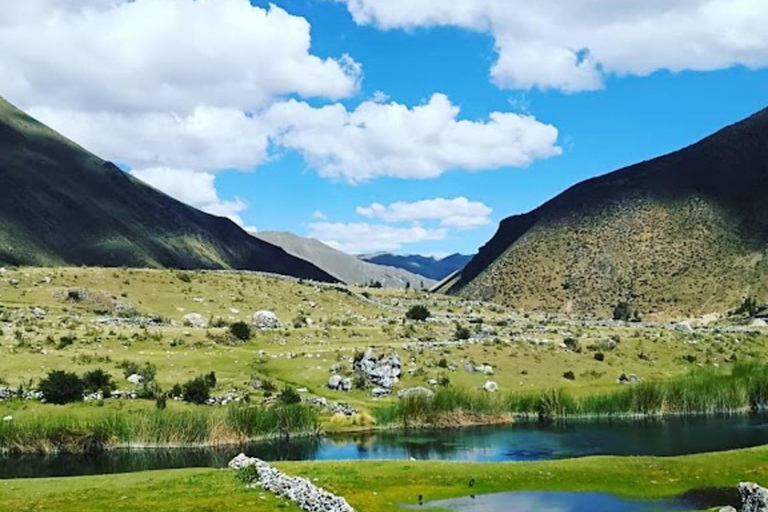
(229, 454, 356, 512)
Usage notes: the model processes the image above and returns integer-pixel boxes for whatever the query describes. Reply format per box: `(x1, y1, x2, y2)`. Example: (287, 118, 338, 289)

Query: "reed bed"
(376, 361, 768, 427)
(0, 404, 320, 454)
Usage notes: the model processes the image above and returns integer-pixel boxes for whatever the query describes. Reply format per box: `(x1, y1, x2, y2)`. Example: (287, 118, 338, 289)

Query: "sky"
(1, 0, 767, 257)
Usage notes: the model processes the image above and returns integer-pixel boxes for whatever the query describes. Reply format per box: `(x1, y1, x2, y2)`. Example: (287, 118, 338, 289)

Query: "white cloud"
(131, 168, 256, 232)
(336, 0, 768, 92)
(267, 93, 560, 182)
(312, 210, 329, 220)
(31, 106, 272, 172)
(308, 222, 448, 254)
(2, 0, 360, 113)
(357, 197, 492, 229)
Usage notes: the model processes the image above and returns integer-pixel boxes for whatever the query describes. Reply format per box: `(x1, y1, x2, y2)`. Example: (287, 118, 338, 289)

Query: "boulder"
(371, 387, 390, 398)
(751, 319, 768, 328)
(328, 375, 342, 390)
(253, 310, 279, 329)
(32, 307, 46, 319)
(182, 313, 208, 329)
(674, 321, 694, 334)
(397, 387, 434, 400)
(618, 373, 643, 385)
(340, 378, 353, 392)
(464, 362, 475, 373)
(483, 381, 499, 393)
(353, 350, 402, 389)
(127, 373, 143, 385)
(477, 364, 494, 375)
(740, 482, 768, 512)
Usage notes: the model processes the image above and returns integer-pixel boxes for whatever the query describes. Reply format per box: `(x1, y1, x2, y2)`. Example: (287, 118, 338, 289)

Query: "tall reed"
(376, 362, 768, 426)
(0, 403, 320, 454)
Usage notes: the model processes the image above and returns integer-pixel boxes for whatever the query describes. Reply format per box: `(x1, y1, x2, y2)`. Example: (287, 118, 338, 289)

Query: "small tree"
(83, 369, 116, 396)
(39, 370, 85, 405)
(229, 321, 252, 341)
(405, 305, 431, 322)
(182, 376, 211, 404)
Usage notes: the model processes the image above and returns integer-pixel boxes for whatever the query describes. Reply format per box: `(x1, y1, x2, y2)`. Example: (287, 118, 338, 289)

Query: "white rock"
(253, 310, 279, 329)
(750, 318, 768, 328)
(328, 375, 342, 390)
(32, 307, 46, 319)
(126, 374, 143, 385)
(674, 321, 694, 334)
(182, 313, 208, 329)
(2, 415, 12, 422)
(483, 381, 499, 393)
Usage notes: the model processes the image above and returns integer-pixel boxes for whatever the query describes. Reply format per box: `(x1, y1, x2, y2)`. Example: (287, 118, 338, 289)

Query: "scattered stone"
(127, 374, 143, 385)
(464, 362, 475, 373)
(230, 454, 356, 512)
(477, 364, 494, 375)
(397, 387, 434, 400)
(302, 397, 358, 416)
(483, 381, 499, 393)
(182, 313, 208, 329)
(253, 310, 279, 329)
(32, 307, 46, 319)
(739, 482, 768, 512)
(427, 379, 438, 386)
(340, 378, 353, 392)
(329, 363, 341, 374)
(674, 321, 694, 334)
(750, 319, 768, 328)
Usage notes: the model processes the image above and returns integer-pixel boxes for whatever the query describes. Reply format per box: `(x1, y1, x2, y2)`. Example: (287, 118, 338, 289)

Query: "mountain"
(0, 97, 336, 282)
(359, 253, 474, 281)
(255, 231, 435, 289)
(441, 108, 768, 319)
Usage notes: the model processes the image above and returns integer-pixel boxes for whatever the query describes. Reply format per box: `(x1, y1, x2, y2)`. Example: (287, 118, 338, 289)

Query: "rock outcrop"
(740, 482, 768, 512)
(253, 310, 279, 329)
(353, 349, 401, 389)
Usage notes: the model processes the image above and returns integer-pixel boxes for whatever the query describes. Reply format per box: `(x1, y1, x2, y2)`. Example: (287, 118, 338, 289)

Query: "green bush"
(229, 321, 252, 341)
(278, 385, 301, 405)
(82, 369, 116, 396)
(613, 302, 633, 321)
(182, 376, 212, 405)
(405, 305, 431, 322)
(39, 370, 85, 405)
(454, 325, 471, 341)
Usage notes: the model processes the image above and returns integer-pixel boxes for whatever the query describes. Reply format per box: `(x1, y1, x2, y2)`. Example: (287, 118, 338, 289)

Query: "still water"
(2, 414, 766, 479)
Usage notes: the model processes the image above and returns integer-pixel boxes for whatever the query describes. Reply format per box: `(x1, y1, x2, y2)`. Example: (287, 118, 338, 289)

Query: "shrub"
(82, 369, 116, 396)
(155, 394, 168, 410)
(437, 357, 448, 368)
(229, 321, 252, 341)
(39, 370, 85, 404)
(563, 371, 576, 381)
(182, 376, 212, 404)
(261, 379, 277, 393)
(613, 302, 633, 322)
(454, 325, 471, 341)
(204, 371, 217, 389)
(405, 305, 431, 322)
(563, 337, 580, 352)
(594, 352, 605, 362)
(278, 385, 301, 405)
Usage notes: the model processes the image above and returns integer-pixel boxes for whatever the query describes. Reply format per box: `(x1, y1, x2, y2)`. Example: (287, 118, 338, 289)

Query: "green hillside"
(0, 97, 335, 282)
(444, 108, 768, 319)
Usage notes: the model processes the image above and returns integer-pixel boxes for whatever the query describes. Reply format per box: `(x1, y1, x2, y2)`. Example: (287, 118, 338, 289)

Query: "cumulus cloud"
(308, 222, 448, 254)
(357, 197, 492, 229)
(1, 0, 360, 113)
(31, 106, 273, 172)
(267, 94, 560, 182)
(336, 0, 768, 92)
(131, 168, 256, 232)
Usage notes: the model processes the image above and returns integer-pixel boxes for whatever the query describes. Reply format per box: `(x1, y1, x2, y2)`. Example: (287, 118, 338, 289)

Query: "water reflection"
(2, 415, 767, 479)
(405, 492, 698, 512)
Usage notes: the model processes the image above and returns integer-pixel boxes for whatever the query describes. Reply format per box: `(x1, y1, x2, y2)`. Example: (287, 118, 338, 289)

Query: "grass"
(1, 444, 768, 511)
(0, 402, 320, 453)
(378, 361, 768, 426)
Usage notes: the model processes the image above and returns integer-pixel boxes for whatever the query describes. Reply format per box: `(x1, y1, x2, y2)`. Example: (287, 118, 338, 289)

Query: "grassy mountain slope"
(444, 108, 768, 319)
(255, 231, 435, 289)
(0, 97, 336, 282)
(360, 253, 473, 281)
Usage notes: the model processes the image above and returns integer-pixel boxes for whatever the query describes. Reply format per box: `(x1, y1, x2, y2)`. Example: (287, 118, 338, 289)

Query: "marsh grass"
(377, 362, 768, 426)
(0, 404, 320, 454)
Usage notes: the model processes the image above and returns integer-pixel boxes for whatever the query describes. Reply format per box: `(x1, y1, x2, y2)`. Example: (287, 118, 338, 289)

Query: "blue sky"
(217, 0, 768, 255)
(4, 0, 767, 256)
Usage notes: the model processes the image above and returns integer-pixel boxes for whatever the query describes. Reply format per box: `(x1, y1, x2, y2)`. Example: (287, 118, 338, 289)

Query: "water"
(405, 491, 717, 512)
(2, 414, 767, 479)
